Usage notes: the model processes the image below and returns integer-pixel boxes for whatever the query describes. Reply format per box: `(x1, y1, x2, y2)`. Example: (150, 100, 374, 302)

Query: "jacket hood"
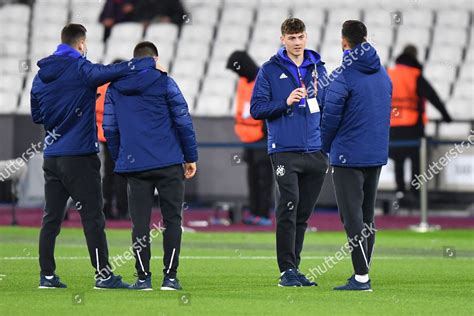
(112, 68, 164, 95)
(395, 53, 423, 70)
(272, 47, 323, 67)
(37, 44, 82, 83)
(226, 50, 259, 81)
(342, 43, 381, 74)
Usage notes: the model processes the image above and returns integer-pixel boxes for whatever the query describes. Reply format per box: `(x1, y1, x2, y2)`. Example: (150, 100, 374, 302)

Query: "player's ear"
(280, 35, 285, 45)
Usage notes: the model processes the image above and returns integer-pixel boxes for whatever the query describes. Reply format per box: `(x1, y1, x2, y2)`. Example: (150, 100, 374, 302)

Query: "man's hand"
(184, 162, 197, 179)
(286, 88, 306, 106)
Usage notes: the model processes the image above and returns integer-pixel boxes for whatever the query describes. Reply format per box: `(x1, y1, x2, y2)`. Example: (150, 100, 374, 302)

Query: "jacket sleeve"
(102, 87, 120, 161)
(321, 71, 349, 153)
(79, 57, 155, 88)
(30, 76, 43, 124)
(250, 67, 288, 120)
(166, 77, 198, 163)
(417, 75, 452, 123)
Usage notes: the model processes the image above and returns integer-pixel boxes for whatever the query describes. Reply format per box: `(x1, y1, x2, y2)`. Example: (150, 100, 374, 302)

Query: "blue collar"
(53, 44, 82, 59)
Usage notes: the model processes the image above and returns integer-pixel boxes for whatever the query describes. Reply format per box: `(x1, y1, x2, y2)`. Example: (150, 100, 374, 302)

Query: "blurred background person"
(99, 0, 136, 42)
(95, 59, 129, 220)
(388, 45, 452, 207)
(135, 0, 187, 27)
(226, 51, 273, 226)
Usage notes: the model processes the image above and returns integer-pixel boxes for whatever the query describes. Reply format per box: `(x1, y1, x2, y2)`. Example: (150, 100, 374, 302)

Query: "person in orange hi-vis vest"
(95, 59, 129, 219)
(227, 51, 273, 226)
(387, 45, 452, 209)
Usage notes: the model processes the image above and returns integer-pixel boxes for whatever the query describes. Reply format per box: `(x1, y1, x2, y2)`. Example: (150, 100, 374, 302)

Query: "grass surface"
(0, 227, 473, 315)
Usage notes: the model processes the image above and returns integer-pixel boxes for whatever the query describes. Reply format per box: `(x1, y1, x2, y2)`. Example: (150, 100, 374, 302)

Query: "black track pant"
(39, 154, 111, 278)
(271, 151, 328, 272)
(125, 164, 184, 279)
(332, 166, 381, 275)
(101, 142, 128, 217)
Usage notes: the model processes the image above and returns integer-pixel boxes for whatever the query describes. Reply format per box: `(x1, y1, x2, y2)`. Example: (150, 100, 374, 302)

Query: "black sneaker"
(278, 269, 302, 287)
(129, 275, 152, 291)
(160, 276, 182, 291)
(297, 270, 317, 286)
(39, 274, 67, 289)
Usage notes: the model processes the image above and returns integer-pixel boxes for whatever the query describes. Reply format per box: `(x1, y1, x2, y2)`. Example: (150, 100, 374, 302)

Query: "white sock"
(355, 274, 369, 283)
(45, 275, 54, 280)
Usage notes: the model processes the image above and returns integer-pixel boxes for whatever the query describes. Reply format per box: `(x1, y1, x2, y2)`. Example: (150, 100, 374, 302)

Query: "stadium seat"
(171, 59, 206, 80)
(432, 27, 468, 47)
(0, 74, 24, 94)
(363, 9, 394, 28)
(248, 41, 280, 65)
(145, 23, 179, 45)
(194, 94, 232, 117)
(1, 41, 28, 59)
(447, 98, 473, 120)
(0, 92, 19, 114)
(436, 10, 470, 28)
(176, 41, 211, 62)
(424, 64, 457, 84)
(452, 81, 473, 101)
(0, 4, 30, 25)
(86, 41, 105, 64)
(0, 57, 27, 75)
(17, 91, 31, 115)
(221, 6, 255, 26)
(71, 1, 104, 25)
(201, 77, 237, 98)
(103, 41, 137, 64)
(108, 23, 144, 42)
(30, 39, 58, 59)
(33, 4, 68, 25)
(189, 6, 220, 26)
(327, 8, 362, 26)
(429, 79, 452, 102)
(438, 122, 472, 139)
(366, 26, 394, 47)
(292, 8, 326, 28)
(215, 25, 250, 44)
(207, 58, 232, 77)
(458, 61, 474, 82)
(428, 46, 464, 64)
(172, 76, 200, 104)
(211, 39, 246, 61)
(180, 24, 215, 44)
(0, 23, 29, 41)
(398, 10, 434, 28)
(396, 26, 431, 48)
(255, 6, 290, 24)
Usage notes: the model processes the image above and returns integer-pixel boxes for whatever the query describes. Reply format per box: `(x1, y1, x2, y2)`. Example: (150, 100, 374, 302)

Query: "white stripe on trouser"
(95, 248, 99, 273)
(358, 240, 369, 269)
(137, 250, 148, 276)
(166, 248, 176, 274)
(368, 243, 375, 269)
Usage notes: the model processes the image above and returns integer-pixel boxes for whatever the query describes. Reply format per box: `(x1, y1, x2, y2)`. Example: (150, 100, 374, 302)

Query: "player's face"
(281, 32, 307, 58)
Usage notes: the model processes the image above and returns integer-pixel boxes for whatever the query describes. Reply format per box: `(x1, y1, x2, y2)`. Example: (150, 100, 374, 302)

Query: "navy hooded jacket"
(250, 47, 328, 154)
(103, 67, 198, 173)
(321, 43, 392, 167)
(30, 44, 155, 157)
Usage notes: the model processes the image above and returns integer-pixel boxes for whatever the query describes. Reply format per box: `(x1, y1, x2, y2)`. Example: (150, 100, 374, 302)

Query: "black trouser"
(39, 154, 111, 278)
(101, 142, 128, 217)
(125, 164, 184, 279)
(332, 166, 381, 275)
(270, 151, 328, 272)
(389, 146, 420, 193)
(243, 147, 273, 218)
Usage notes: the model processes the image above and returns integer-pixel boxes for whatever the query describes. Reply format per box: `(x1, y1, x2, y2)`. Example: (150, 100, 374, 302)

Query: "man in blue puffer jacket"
(321, 20, 392, 291)
(251, 18, 329, 287)
(103, 41, 198, 291)
(31, 24, 157, 290)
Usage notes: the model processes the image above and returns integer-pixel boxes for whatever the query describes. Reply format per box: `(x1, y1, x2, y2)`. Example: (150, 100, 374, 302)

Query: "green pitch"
(0, 227, 473, 315)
